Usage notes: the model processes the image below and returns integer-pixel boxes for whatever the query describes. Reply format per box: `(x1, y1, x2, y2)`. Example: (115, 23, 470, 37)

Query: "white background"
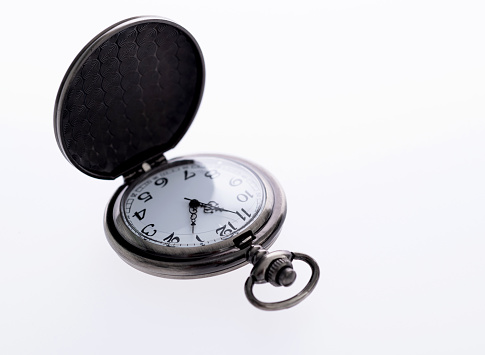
(1, 1, 484, 354)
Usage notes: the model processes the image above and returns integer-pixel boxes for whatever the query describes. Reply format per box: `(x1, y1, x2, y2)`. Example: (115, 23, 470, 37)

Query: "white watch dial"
(121, 156, 266, 248)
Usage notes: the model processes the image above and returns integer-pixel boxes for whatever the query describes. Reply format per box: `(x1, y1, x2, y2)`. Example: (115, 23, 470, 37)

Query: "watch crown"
(266, 258, 297, 287)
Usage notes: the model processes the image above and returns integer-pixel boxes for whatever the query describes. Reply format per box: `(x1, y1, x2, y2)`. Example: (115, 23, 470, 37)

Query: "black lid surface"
(54, 16, 205, 179)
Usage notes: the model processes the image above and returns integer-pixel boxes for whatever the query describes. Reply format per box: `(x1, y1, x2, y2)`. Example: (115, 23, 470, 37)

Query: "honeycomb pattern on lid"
(56, 19, 204, 179)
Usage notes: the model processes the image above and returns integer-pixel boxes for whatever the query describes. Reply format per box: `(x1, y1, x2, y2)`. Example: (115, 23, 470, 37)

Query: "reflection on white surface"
(1, 1, 485, 354)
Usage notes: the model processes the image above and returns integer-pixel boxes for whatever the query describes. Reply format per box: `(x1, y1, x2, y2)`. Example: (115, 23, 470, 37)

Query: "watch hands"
(184, 198, 236, 214)
(189, 202, 198, 233)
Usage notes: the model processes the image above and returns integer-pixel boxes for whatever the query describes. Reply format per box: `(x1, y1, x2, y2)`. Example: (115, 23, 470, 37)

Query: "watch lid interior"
(54, 16, 205, 180)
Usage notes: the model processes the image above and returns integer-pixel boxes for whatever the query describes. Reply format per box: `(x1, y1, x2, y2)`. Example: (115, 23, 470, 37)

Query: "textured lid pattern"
(55, 17, 205, 179)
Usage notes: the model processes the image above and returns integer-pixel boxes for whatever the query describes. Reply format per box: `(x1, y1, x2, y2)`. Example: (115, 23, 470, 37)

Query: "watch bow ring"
(244, 247, 320, 310)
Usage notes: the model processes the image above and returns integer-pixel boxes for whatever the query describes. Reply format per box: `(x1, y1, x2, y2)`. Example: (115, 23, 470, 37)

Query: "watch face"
(119, 156, 267, 252)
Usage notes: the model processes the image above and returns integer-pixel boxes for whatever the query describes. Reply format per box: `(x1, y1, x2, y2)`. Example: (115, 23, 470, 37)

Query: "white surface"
(1, 1, 484, 354)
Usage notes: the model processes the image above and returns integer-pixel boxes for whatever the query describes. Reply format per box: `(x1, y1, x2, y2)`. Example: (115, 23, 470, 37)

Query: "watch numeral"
(163, 232, 180, 244)
(184, 170, 196, 180)
(133, 209, 146, 220)
(236, 208, 252, 221)
(196, 235, 205, 246)
(216, 222, 237, 236)
(205, 170, 220, 179)
(229, 177, 242, 186)
(154, 177, 168, 187)
(237, 190, 254, 202)
(138, 191, 153, 203)
(141, 224, 157, 237)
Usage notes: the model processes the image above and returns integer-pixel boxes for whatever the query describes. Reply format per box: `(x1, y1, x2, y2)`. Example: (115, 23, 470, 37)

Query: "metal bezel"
(104, 154, 287, 279)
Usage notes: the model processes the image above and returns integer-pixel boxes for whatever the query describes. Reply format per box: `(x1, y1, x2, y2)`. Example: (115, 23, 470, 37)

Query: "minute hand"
(183, 198, 236, 214)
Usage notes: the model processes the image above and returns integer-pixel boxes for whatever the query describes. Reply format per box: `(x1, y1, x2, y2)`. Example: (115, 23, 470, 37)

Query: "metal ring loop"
(244, 253, 320, 311)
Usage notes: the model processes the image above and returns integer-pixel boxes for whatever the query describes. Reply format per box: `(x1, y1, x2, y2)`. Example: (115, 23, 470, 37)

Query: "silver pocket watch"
(54, 16, 319, 310)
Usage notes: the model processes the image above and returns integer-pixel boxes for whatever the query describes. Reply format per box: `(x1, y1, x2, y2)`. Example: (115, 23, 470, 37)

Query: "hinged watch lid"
(54, 16, 205, 180)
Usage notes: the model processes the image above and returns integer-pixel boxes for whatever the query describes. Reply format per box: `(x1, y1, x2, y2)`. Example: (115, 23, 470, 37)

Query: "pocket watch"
(54, 16, 319, 310)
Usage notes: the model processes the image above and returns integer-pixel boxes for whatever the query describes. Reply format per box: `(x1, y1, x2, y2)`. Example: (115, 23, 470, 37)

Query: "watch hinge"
(123, 154, 167, 183)
(233, 231, 256, 250)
